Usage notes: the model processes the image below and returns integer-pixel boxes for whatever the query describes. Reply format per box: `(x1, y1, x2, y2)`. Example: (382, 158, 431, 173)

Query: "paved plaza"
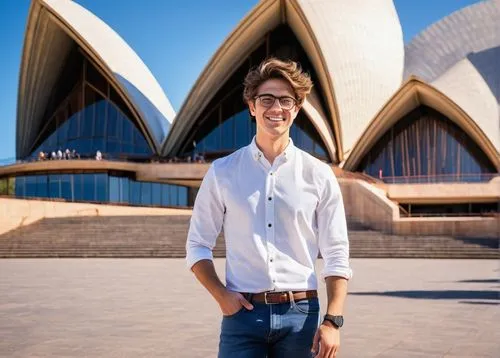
(0, 258, 498, 357)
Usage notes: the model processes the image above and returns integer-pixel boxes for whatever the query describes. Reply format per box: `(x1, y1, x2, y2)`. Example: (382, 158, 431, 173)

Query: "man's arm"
(186, 165, 253, 315)
(325, 276, 348, 316)
(311, 276, 347, 357)
(191, 259, 253, 316)
(312, 167, 352, 357)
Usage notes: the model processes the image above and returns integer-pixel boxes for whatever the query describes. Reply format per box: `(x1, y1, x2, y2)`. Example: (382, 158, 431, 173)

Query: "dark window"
(357, 106, 497, 182)
(25, 176, 37, 198)
(141, 182, 152, 206)
(169, 185, 178, 206)
(15, 177, 25, 197)
(86, 60, 108, 95)
(161, 184, 170, 206)
(94, 100, 106, 137)
(9, 173, 191, 208)
(82, 103, 94, 138)
(122, 115, 133, 143)
(0, 178, 7, 195)
(49, 174, 61, 198)
(68, 112, 79, 139)
(28, 57, 152, 160)
(74, 174, 83, 201)
(95, 173, 107, 202)
(178, 186, 188, 207)
(129, 180, 141, 205)
(36, 175, 48, 198)
(107, 103, 118, 138)
(61, 174, 72, 200)
(82, 174, 95, 201)
(234, 111, 251, 147)
(152, 183, 162, 206)
(120, 177, 129, 203)
(109, 176, 120, 203)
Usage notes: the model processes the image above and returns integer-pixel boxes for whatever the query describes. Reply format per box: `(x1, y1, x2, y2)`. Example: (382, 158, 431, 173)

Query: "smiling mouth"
(266, 116, 285, 122)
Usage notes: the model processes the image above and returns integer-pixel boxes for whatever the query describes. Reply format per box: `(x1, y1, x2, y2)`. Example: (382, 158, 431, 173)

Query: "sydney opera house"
(0, 0, 498, 240)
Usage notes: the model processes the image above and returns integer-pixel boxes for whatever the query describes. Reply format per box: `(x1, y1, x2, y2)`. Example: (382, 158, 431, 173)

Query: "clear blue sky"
(0, 0, 481, 161)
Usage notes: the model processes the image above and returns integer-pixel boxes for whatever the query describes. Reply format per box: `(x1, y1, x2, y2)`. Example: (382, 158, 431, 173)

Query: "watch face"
(324, 315, 344, 328)
(334, 316, 344, 328)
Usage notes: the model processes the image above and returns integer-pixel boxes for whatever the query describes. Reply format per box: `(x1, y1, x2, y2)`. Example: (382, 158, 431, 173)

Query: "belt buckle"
(264, 291, 286, 305)
(264, 292, 271, 304)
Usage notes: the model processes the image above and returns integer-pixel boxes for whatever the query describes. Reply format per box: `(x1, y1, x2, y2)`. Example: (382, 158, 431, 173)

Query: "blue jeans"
(218, 297, 320, 358)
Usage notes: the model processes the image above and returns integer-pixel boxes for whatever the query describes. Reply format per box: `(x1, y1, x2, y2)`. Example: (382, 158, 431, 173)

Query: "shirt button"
(268, 197, 272, 201)
(270, 258, 274, 262)
(268, 223, 272, 228)
(269, 172, 273, 176)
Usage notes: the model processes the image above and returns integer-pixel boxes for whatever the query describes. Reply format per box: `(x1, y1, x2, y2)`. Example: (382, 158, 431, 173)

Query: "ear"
(248, 101, 256, 117)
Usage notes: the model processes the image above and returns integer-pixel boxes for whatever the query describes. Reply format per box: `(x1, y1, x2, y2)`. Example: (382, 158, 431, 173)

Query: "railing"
(400, 211, 499, 218)
(0, 155, 209, 168)
(336, 171, 381, 184)
(0, 194, 192, 210)
(381, 173, 498, 184)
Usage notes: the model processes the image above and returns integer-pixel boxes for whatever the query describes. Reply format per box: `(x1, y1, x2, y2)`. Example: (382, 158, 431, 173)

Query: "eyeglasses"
(254, 94, 297, 110)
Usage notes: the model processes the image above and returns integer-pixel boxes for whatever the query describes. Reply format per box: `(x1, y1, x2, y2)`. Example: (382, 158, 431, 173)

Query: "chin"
(266, 128, 289, 138)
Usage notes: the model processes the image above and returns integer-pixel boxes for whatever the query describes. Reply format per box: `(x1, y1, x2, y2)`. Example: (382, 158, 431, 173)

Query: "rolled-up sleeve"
(316, 168, 352, 280)
(185, 163, 225, 270)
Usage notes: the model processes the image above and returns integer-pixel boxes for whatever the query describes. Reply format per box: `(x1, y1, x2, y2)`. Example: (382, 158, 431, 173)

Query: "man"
(186, 58, 352, 358)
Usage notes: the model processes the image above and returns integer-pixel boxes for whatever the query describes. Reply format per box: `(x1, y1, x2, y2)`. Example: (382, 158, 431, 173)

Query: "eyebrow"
(256, 93, 295, 98)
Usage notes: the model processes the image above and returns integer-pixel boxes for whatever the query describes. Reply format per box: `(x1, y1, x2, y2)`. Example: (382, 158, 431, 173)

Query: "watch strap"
(323, 314, 344, 328)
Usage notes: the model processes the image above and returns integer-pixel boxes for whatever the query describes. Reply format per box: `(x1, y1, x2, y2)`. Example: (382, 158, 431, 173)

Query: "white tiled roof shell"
(297, 0, 404, 156)
(43, 0, 176, 147)
(431, 56, 500, 151)
(405, 0, 500, 152)
(404, 0, 500, 82)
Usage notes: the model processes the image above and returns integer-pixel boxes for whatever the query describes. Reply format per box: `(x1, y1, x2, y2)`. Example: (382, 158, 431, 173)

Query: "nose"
(268, 98, 284, 111)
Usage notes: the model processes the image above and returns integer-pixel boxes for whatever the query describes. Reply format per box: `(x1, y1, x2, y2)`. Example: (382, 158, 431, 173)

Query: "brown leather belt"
(242, 290, 318, 304)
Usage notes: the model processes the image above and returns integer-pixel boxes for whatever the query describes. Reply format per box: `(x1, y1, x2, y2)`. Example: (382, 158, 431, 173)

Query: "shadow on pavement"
(349, 290, 500, 300)
(457, 279, 499, 283)
(459, 301, 500, 305)
(454, 237, 499, 249)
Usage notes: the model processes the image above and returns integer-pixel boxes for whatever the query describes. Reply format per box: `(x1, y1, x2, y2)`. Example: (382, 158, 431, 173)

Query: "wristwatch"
(322, 314, 344, 328)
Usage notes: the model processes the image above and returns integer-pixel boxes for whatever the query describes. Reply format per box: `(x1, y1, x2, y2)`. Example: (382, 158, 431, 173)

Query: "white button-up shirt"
(186, 137, 352, 293)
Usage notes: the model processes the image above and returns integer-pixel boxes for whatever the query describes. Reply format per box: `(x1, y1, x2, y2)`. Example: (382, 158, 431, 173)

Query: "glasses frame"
(254, 93, 298, 111)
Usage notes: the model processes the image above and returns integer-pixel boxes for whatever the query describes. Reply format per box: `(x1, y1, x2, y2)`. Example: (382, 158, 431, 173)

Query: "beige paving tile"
(0, 258, 498, 357)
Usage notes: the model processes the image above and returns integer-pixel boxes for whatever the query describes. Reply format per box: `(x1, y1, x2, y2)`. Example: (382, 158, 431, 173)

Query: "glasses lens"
(257, 95, 296, 109)
(259, 95, 275, 107)
(279, 97, 295, 109)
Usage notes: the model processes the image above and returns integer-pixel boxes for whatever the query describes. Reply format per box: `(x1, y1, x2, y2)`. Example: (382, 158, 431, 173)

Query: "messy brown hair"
(243, 57, 313, 106)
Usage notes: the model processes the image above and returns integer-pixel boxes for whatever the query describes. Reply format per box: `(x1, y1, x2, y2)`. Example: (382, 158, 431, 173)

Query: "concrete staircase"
(0, 216, 497, 259)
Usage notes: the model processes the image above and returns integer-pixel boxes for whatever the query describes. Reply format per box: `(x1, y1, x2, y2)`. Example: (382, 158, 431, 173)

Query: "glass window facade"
(28, 56, 152, 161)
(194, 109, 328, 159)
(6, 173, 190, 208)
(0, 177, 15, 195)
(177, 25, 332, 162)
(400, 203, 498, 217)
(357, 106, 497, 182)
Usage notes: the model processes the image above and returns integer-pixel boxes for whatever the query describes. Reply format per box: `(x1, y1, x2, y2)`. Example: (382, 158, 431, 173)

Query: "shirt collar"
(249, 136, 295, 162)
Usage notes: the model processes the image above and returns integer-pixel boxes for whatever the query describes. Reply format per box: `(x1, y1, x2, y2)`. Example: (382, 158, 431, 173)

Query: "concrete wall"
(0, 197, 191, 236)
(339, 179, 399, 232)
(393, 217, 499, 238)
(339, 179, 499, 238)
(385, 177, 500, 203)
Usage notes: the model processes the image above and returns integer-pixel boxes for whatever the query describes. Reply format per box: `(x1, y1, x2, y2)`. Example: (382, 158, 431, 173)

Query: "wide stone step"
(1, 216, 497, 259)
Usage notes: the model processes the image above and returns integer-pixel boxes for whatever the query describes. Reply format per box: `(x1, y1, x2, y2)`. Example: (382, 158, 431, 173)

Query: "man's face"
(248, 78, 300, 139)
